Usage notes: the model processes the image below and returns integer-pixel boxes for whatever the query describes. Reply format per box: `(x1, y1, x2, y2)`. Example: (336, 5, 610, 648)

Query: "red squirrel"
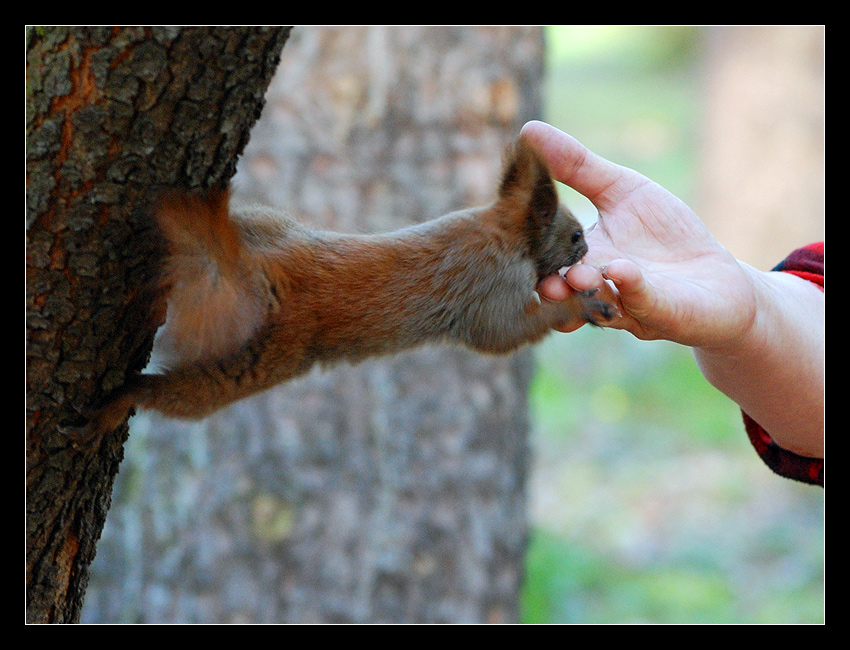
(66, 138, 615, 443)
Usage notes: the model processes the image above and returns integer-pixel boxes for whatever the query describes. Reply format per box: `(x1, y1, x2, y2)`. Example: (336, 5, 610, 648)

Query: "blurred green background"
(521, 26, 824, 624)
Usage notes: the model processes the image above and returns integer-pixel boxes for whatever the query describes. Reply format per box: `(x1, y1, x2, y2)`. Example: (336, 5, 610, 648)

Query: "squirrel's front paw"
(576, 288, 620, 326)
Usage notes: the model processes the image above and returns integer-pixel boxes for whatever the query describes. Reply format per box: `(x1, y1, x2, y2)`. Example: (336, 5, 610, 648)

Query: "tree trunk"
(81, 26, 543, 624)
(26, 26, 291, 624)
(698, 26, 824, 270)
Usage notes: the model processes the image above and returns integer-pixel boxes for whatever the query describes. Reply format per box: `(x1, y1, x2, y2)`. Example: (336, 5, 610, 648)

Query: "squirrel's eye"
(571, 231, 583, 244)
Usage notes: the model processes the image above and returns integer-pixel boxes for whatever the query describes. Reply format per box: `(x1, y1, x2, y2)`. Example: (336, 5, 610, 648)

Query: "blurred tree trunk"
(26, 26, 291, 624)
(82, 26, 544, 623)
(698, 26, 824, 270)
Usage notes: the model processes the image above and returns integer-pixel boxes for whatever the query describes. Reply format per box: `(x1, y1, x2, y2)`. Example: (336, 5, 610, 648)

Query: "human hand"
(523, 120, 757, 350)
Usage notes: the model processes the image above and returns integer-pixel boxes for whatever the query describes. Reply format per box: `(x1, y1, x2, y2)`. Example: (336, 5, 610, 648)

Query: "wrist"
(693, 264, 824, 457)
(692, 261, 764, 358)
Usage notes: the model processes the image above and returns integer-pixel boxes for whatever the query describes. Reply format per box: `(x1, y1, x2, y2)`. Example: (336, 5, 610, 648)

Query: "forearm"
(693, 264, 824, 458)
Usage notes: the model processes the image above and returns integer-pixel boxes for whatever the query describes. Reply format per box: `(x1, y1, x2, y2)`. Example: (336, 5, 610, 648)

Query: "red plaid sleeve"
(742, 242, 824, 486)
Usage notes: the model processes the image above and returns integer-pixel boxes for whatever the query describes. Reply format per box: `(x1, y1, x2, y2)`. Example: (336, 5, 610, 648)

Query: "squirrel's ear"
(497, 138, 558, 229)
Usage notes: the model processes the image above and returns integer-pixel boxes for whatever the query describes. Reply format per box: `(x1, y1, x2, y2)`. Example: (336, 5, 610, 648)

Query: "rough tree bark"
(26, 26, 291, 624)
(81, 27, 544, 623)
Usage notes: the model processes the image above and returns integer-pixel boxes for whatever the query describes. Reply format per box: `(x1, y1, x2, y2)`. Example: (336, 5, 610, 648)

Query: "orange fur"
(67, 138, 614, 442)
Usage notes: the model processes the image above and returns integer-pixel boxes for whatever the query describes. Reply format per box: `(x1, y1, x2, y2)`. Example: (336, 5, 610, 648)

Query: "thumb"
(601, 259, 655, 319)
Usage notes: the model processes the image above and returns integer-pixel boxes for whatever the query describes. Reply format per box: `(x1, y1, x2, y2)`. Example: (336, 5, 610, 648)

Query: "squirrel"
(64, 138, 616, 444)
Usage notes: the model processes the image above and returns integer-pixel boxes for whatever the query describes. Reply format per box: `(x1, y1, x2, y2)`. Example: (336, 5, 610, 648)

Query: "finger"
(520, 121, 639, 211)
(562, 262, 605, 293)
(535, 274, 593, 333)
(564, 264, 622, 324)
(536, 273, 571, 302)
(601, 258, 653, 318)
(538, 263, 609, 303)
(541, 265, 622, 333)
(549, 285, 622, 333)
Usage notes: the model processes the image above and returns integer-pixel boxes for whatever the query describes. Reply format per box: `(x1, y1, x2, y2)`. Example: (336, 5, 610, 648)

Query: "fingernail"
(600, 266, 620, 285)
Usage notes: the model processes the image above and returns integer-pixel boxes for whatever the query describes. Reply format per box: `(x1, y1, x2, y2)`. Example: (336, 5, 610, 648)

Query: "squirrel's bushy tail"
(153, 188, 270, 368)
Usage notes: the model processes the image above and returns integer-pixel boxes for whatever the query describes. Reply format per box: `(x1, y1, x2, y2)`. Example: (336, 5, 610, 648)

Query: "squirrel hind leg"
(59, 378, 151, 448)
(154, 266, 270, 367)
(154, 187, 273, 366)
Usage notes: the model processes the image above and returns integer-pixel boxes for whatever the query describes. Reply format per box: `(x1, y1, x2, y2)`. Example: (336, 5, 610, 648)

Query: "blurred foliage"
(522, 26, 824, 624)
(541, 26, 701, 227)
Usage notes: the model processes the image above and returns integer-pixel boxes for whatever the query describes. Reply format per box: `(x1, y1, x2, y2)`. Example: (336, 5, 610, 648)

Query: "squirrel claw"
(525, 290, 543, 314)
(578, 289, 620, 327)
(58, 415, 105, 449)
(58, 389, 137, 449)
